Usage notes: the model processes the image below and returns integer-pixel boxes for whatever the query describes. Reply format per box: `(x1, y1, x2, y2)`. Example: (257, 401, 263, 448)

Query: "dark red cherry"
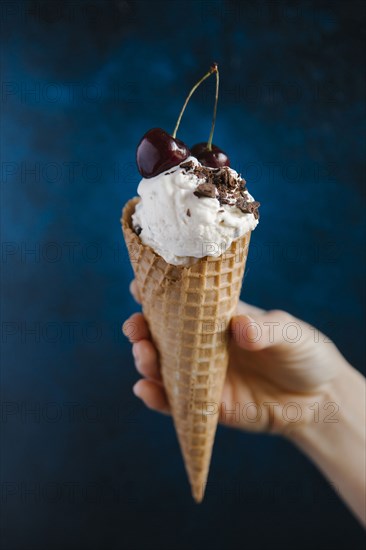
(191, 142, 230, 168)
(136, 128, 190, 178)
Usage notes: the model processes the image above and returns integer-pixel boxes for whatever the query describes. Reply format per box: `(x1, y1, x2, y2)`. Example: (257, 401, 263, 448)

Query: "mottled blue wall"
(1, 1, 365, 549)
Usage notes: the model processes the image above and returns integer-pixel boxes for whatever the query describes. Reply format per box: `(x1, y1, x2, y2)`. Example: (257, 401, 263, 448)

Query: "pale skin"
(123, 280, 366, 525)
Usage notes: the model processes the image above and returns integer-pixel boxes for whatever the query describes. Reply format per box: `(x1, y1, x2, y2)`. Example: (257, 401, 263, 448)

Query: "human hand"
(123, 280, 349, 437)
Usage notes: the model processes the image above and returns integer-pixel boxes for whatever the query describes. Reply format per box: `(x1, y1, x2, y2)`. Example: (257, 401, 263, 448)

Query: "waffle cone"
(121, 198, 251, 502)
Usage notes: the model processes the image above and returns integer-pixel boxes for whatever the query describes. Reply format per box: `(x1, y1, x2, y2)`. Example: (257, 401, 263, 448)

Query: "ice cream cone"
(121, 197, 251, 502)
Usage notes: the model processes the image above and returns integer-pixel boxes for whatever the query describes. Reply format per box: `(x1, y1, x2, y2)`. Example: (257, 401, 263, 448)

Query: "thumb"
(231, 310, 297, 351)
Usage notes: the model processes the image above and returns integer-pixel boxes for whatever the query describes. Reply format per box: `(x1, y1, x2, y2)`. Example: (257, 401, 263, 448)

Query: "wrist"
(287, 362, 366, 526)
(285, 360, 355, 445)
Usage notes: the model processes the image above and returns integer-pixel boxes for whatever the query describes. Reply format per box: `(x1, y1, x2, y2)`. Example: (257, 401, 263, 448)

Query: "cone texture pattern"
(122, 198, 251, 502)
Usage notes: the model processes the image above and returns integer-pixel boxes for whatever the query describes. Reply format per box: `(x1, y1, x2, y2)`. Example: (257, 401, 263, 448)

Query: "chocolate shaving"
(239, 178, 247, 191)
(182, 162, 259, 216)
(194, 166, 241, 205)
(193, 182, 216, 199)
(236, 199, 261, 220)
(221, 169, 230, 187)
(186, 208, 191, 217)
(180, 160, 195, 170)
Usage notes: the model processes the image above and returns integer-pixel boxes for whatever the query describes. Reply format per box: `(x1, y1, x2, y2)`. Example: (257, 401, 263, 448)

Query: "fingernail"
(132, 382, 141, 397)
(122, 320, 130, 336)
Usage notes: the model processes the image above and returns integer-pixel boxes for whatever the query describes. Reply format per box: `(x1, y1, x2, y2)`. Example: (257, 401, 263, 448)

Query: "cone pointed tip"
(192, 486, 205, 503)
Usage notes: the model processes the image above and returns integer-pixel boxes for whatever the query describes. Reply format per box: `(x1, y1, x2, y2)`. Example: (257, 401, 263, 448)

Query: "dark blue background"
(1, 1, 365, 549)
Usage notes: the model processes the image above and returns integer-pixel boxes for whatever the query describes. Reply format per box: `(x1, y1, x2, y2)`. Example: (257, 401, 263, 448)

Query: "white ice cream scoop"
(132, 156, 259, 266)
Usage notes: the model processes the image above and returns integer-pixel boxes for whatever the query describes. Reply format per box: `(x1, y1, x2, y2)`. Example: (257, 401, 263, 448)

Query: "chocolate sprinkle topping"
(180, 160, 195, 170)
(236, 199, 261, 220)
(193, 182, 217, 199)
(181, 162, 260, 217)
(186, 208, 191, 217)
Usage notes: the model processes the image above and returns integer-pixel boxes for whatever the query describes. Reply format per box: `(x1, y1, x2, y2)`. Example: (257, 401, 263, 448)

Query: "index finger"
(122, 312, 150, 342)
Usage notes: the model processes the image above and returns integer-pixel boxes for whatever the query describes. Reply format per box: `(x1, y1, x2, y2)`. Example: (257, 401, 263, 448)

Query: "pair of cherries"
(136, 63, 229, 178)
(136, 129, 229, 178)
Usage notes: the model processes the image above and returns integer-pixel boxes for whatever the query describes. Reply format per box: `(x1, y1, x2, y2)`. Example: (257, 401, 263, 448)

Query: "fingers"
(129, 280, 142, 304)
(123, 309, 169, 415)
(231, 309, 295, 351)
(122, 312, 150, 342)
(133, 379, 171, 415)
(132, 339, 161, 381)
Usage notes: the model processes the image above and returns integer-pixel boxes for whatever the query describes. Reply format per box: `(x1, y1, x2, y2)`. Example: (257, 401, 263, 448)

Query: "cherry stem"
(172, 64, 217, 139)
(207, 64, 219, 151)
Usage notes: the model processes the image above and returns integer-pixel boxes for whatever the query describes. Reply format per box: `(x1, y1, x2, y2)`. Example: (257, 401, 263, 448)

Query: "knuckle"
(268, 309, 293, 323)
